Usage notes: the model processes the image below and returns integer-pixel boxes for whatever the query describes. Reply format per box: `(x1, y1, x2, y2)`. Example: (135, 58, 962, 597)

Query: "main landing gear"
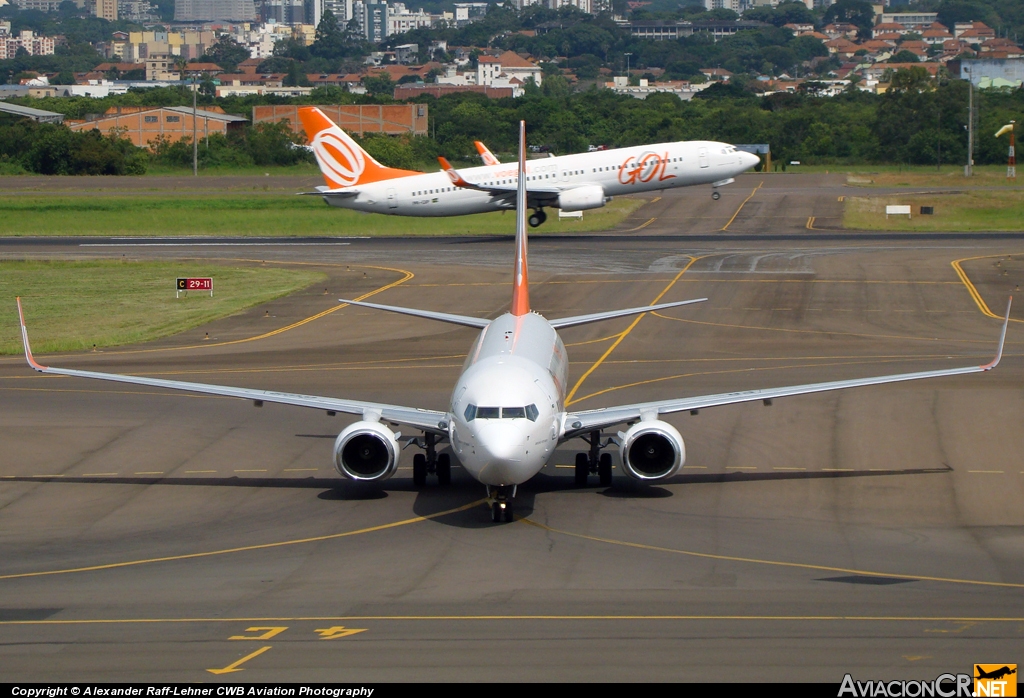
(574, 430, 614, 487)
(411, 432, 451, 487)
(528, 209, 547, 228)
(488, 485, 516, 522)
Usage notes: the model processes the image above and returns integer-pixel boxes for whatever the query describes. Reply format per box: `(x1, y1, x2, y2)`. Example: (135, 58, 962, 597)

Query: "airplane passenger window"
(476, 407, 500, 419)
(502, 407, 526, 419)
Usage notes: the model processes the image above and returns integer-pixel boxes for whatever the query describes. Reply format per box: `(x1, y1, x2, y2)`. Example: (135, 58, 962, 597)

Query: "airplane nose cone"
(742, 151, 760, 170)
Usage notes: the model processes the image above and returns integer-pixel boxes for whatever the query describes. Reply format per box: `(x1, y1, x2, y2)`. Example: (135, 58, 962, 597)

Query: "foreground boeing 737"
(18, 123, 1011, 522)
(298, 106, 760, 227)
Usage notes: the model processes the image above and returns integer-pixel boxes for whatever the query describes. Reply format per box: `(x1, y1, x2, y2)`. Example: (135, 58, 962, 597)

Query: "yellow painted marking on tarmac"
(283, 468, 319, 472)
(726, 466, 757, 470)
(566, 256, 702, 405)
(626, 217, 657, 232)
(234, 469, 267, 473)
(134, 472, 163, 475)
(806, 216, 816, 230)
(229, 626, 288, 640)
(904, 656, 932, 662)
(773, 467, 806, 471)
(0, 499, 485, 581)
(951, 254, 1023, 324)
(207, 645, 272, 675)
(314, 626, 367, 640)
(924, 622, 975, 634)
(518, 519, 1024, 589)
(649, 196, 662, 204)
(651, 311, 1001, 345)
(822, 468, 854, 472)
(554, 465, 574, 469)
(968, 470, 1004, 474)
(5, 614, 1024, 626)
(720, 181, 763, 231)
(184, 470, 216, 474)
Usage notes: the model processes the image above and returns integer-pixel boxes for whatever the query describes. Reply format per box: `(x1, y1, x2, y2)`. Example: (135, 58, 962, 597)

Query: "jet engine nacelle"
(557, 185, 606, 212)
(619, 420, 685, 481)
(333, 420, 400, 481)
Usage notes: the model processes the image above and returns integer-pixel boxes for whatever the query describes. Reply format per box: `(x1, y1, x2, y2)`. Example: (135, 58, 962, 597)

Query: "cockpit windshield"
(465, 404, 539, 422)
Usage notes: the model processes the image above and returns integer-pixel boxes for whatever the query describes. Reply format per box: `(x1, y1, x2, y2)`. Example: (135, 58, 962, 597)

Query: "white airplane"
(18, 122, 1011, 523)
(298, 106, 760, 227)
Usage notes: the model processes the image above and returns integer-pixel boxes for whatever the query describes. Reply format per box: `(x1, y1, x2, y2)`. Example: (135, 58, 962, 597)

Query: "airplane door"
(559, 165, 569, 183)
(698, 148, 709, 168)
(386, 188, 398, 209)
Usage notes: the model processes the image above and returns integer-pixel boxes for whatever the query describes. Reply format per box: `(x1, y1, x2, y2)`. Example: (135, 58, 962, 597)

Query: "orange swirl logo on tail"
(311, 129, 365, 188)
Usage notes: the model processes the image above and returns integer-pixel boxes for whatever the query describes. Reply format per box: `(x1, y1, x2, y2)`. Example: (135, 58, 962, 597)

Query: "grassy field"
(0, 260, 324, 354)
(0, 194, 644, 237)
(844, 191, 1024, 231)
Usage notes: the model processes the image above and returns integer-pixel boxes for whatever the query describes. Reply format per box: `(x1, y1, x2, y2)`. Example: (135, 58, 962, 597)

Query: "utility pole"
(966, 66, 974, 177)
(192, 75, 198, 177)
(624, 52, 632, 81)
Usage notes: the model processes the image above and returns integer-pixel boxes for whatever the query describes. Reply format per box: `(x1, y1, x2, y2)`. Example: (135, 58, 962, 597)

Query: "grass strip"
(0, 194, 643, 237)
(0, 260, 323, 354)
(843, 191, 1024, 232)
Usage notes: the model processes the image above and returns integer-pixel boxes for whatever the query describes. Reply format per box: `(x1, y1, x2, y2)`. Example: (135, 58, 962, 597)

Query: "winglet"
(16, 297, 47, 372)
(980, 296, 1012, 371)
(510, 120, 529, 317)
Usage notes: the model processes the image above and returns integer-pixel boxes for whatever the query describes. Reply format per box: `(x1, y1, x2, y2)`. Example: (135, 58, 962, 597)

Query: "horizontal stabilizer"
(340, 299, 490, 329)
(549, 297, 707, 329)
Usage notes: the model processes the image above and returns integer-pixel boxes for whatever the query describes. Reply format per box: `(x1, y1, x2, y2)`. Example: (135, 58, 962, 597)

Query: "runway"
(1, 181, 1023, 681)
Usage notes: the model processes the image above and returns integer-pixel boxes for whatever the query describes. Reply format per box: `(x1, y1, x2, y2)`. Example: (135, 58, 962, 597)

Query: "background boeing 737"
(298, 106, 760, 227)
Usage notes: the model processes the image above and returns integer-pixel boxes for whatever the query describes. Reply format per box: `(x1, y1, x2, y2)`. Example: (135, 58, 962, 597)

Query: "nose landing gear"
(574, 430, 615, 487)
(487, 485, 516, 522)
(711, 191, 721, 200)
(411, 432, 451, 487)
(528, 209, 547, 228)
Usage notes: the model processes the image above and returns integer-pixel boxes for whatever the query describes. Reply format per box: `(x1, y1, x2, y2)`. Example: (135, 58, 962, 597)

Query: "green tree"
(823, 0, 875, 37)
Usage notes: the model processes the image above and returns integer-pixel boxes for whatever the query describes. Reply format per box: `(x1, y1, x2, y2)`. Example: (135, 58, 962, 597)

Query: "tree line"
(3, 69, 1022, 175)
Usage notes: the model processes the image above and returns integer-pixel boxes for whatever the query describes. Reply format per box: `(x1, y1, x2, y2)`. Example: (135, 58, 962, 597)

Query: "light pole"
(192, 74, 198, 177)
(965, 65, 974, 177)
(624, 52, 632, 82)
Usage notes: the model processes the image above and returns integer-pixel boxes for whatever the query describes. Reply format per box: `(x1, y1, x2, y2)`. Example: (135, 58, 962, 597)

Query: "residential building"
(388, 6, 432, 35)
(91, 0, 118, 21)
(477, 50, 542, 87)
(961, 58, 1024, 88)
(145, 54, 180, 81)
(394, 83, 516, 99)
(66, 106, 248, 148)
(880, 12, 938, 31)
(12, 0, 64, 11)
(605, 76, 711, 100)
(0, 30, 56, 60)
(173, 0, 256, 21)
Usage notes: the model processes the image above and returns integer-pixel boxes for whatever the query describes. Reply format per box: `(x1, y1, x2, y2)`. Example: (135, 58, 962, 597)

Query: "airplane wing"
(16, 299, 449, 436)
(562, 299, 1012, 440)
(437, 157, 562, 206)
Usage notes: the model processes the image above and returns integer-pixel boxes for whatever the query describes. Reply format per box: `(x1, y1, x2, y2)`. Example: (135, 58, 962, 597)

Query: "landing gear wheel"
(574, 452, 589, 487)
(598, 452, 613, 487)
(413, 453, 427, 488)
(436, 453, 451, 486)
(528, 210, 547, 227)
(712, 191, 721, 200)
(491, 502, 502, 522)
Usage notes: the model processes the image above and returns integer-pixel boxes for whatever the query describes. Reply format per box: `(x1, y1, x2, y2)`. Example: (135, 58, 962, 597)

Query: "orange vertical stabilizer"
(297, 107, 421, 189)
